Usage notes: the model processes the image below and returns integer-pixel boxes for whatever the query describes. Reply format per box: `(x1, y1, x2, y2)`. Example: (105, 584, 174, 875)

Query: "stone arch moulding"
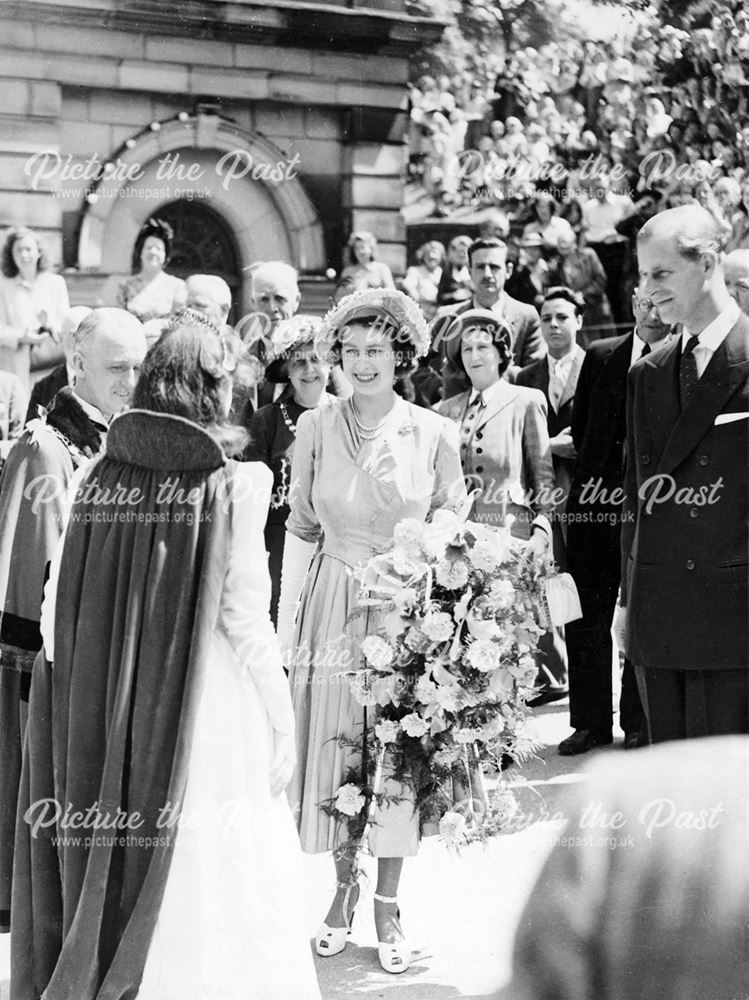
(77, 114, 326, 275)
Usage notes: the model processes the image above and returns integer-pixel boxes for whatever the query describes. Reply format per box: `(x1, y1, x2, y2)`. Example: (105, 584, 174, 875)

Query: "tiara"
(317, 288, 431, 359)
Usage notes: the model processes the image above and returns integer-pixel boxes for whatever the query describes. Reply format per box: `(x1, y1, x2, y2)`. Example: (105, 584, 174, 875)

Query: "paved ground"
(0, 698, 630, 999)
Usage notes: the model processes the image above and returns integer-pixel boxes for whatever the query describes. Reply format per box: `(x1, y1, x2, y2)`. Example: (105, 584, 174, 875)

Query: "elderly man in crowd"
(184, 274, 259, 424)
(245, 261, 302, 409)
(433, 237, 546, 400)
(0, 308, 146, 929)
(723, 248, 749, 313)
(185, 273, 233, 330)
(617, 205, 749, 742)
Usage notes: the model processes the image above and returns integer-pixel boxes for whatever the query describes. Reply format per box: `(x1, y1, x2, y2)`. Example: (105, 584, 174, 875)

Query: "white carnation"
(334, 783, 366, 817)
(415, 675, 439, 705)
(435, 559, 469, 590)
(488, 577, 516, 609)
(361, 635, 394, 670)
(421, 609, 454, 643)
(400, 712, 430, 738)
(375, 720, 401, 744)
(454, 727, 483, 745)
(464, 638, 501, 673)
(438, 810, 468, 847)
(435, 684, 461, 713)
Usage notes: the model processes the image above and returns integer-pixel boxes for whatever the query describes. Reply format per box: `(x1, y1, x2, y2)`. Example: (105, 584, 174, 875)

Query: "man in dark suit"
(430, 238, 546, 400)
(616, 205, 749, 742)
(559, 291, 671, 754)
(517, 286, 586, 704)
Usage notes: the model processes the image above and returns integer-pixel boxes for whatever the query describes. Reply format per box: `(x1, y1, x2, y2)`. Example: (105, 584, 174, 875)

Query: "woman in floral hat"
(277, 288, 466, 974)
(245, 315, 336, 627)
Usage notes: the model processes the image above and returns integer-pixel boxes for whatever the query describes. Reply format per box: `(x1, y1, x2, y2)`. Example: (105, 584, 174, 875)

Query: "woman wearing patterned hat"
(245, 316, 335, 627)
(277, 288, 466, 975)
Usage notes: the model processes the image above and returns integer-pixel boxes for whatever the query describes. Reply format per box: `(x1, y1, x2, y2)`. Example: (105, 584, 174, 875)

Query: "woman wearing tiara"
(277, 289, 466, 975)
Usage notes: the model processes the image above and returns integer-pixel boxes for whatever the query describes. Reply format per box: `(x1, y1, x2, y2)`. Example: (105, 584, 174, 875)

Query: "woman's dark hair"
(1, 227, 49, 278)
(133, 217, 174, 271)
(456, 319, 513, 378)
(333, 312, 418, 376)
(133, 324, 248, 455)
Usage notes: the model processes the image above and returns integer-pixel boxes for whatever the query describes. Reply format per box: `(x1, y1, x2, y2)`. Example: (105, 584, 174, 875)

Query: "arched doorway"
(133, 201, 242, 322)
(78, 113, 326, 312)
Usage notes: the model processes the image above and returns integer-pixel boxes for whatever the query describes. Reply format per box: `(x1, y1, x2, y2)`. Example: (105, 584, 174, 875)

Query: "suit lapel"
(656, 322, 749, 475)
(521, 359, 548, 394)
(644, 339, 681, 462)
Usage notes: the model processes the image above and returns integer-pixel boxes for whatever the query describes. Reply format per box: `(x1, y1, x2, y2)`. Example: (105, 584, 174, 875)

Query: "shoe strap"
(374, 893, 398, 903)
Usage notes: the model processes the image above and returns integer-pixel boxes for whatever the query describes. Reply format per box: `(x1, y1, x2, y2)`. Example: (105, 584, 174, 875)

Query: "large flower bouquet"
(326, 507, 575, 851)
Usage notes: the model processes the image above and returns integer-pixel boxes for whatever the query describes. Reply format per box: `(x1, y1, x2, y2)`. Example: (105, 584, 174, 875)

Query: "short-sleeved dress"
(286, 396, 466, 856)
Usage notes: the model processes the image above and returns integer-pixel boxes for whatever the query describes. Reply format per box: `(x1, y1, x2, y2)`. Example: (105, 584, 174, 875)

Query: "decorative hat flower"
(317, 287, 431, 359)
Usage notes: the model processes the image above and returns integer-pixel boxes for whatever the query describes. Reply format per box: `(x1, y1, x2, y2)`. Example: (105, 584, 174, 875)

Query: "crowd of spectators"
(405, 7, 749, 331)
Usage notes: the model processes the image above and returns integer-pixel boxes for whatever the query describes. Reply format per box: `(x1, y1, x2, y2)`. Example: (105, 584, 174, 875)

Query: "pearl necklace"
(351, 399, 395, 440)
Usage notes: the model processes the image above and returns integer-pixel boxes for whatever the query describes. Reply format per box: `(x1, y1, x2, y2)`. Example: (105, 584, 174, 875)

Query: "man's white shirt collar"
(547, 346, 576, 376)
(682, 300, 739, 377)
(472, 292, 507, 315)
(682, 300, 739, 351)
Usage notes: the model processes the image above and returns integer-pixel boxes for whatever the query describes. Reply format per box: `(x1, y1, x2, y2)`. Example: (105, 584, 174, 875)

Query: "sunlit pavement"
(0, 699, 631, 1000)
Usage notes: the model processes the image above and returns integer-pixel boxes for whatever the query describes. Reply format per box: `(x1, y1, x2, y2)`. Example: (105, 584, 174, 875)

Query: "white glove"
(612, 603, 628, 657)
(276, 532, 316, 662)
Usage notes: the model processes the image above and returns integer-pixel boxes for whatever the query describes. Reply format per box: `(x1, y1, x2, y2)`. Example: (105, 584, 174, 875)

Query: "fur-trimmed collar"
(45, 387, 107, 460)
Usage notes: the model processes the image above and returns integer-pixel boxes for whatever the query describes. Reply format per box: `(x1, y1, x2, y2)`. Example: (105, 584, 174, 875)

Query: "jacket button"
(698, 455, 708, 466)
(476, 447, 483, 454)
(476, 465, 484, 473)
(686, 559, 695, 570)
(641, 455, 651, 465)
(476, 431, 483, 440)
(690, 508, 699, 519)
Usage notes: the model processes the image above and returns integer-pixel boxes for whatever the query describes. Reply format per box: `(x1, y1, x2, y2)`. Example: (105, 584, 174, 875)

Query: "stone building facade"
(0, 0, 442, 316)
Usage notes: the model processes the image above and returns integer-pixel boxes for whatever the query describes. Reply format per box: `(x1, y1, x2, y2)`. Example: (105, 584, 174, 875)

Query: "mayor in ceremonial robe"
(0, 308, 146, 930)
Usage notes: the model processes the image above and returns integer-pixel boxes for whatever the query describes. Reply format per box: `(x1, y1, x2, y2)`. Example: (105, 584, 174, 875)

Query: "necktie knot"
(683, 334, 701, 357)
(640, 343, 651, 358)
